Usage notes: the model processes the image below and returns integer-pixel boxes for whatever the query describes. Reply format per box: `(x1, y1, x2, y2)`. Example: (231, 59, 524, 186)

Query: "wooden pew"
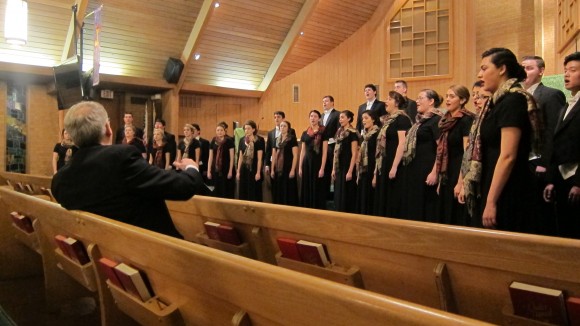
(0, 187, 486, 326)
(167, 196, 580, 325)
(0, 172, 53, 200)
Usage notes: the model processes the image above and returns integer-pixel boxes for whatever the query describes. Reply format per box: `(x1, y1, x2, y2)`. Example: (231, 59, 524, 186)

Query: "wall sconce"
(4, 0, 28, 45)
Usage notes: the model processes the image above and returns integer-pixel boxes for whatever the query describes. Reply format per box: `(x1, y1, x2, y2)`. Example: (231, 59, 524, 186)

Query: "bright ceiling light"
(194, 53, 201, 60)
(214, 2, 220, 8)
(4, 0, 28, 46)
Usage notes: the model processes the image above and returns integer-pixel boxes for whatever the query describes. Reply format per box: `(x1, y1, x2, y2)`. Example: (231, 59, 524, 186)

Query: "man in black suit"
(394, 80, 417, 119)
(115, 112, 144, 144)
(52, 101, 205, 238)
(321, 95, 340, 207)
(544, 52, 580, 239)
(521, 56, 567, 235)
(154, 119, 177, 167)
(192, 123, 210, 181)
(356, 84, 386, 133)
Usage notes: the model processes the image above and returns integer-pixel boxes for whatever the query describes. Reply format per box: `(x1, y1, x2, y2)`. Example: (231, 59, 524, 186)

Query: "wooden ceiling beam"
(175, 0, 216, 93)
(257, 0, 318, 92)
(181, 82, 263, 98)
(61, 0, 90, 62)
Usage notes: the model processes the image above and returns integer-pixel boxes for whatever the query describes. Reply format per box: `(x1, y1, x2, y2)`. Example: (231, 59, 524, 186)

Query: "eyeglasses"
(475, 95, 490, 100)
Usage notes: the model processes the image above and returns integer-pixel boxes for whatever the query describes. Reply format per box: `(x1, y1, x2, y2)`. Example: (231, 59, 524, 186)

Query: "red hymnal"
(217, 224, 242, 245)
(114, 263, 154, 302)
(277, 238, 302, 261)
(54, 235, 73, 258)
(63, 237, 90, 265)
(98, 258, 125, 290)
(203, 221, 221, 240)
(509, 281, 567, 325)
(567, 296, 580, 326)
(296, 240, 330, 267)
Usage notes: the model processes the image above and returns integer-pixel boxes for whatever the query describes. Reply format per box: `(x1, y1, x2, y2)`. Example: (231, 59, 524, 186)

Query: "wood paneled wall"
(26, 85, 60, 176)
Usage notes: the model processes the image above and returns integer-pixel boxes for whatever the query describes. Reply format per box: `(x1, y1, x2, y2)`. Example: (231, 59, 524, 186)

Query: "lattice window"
(557, 0, 580, 52)
(388, 0, 450, 78)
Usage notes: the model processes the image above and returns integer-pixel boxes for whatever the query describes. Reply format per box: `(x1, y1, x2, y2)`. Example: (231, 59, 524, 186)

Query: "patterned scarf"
(61, 138, 74, 164)
(462, 78, 541, 217)
(182, 137, 192, 159)
(333, 126, 358, 173)
(275, 135, 291, 175)
(213, 137, 226, 172)
(153, 141, 166, 168)
(358, 125, 380, 178)
(375, 111, 409, 174)
(436, 109, 475, 184)
(402, 109, 442, 165)
(242, 136, 256, 170)
(307, 125, 325, 154)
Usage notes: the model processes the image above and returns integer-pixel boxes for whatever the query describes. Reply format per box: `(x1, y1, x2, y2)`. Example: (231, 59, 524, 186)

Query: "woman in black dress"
(207, 122, 235, 199)
(148, 128, 170, 170)
(52, 129, 78, 174)
(332, 110, 359, 213)
(436, 85, 474, 225)
(177, 124, 200, 163)
(237, 120, 265, 202)
(463, 47, 540, 233)
(400, 89, 443, 222)
(271, 121, 299, 205)
(123, 125, 146, 159)
(373, 91, 412, 217)
(299, 110, 329, 209)
(356, 111, 379, 215)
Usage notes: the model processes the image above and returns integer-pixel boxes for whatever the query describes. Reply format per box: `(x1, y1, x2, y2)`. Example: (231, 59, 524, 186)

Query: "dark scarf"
(307, 125, 325, 154)
(402, 109, 442, 165)
(153, 141, 166, 168)
(275, 134, 292, 175)
(463, 78, 541, 217)
(242, 136, 256, 170)
(436, 109, 475, 184)
(375, 111, 409, 174)
(358, 125, 380, 179)
(333, 126, 358, 172)
(213, 137, 226, 172)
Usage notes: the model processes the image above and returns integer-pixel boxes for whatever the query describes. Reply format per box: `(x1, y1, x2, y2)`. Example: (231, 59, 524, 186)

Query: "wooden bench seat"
(0, 187, 485, 325)
(167, 196, 580, 325)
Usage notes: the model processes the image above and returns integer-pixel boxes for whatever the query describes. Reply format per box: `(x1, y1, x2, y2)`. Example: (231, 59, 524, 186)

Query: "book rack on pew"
(501, 305, 556, 326)
(53, 246, 97, 292)
(195, 232, 253, 259)
(275, 252, 364, 288)
(11, 219, 40, 254)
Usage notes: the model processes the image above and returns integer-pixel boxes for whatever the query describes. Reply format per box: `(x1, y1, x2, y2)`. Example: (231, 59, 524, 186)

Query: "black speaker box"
(163, 57, 184, 83)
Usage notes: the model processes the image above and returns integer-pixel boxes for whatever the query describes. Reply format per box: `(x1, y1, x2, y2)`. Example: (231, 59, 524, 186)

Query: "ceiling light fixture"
(4, 0, 28, 46)
(194, 53, 201, 60)
(214, 2, 220, 8)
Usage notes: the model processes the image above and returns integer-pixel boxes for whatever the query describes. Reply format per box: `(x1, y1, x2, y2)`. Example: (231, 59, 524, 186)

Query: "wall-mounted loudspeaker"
(163, 57, 184, 84)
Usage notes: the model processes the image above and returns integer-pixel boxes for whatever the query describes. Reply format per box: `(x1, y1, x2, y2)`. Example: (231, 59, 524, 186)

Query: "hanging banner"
(93, 5, 102, 86)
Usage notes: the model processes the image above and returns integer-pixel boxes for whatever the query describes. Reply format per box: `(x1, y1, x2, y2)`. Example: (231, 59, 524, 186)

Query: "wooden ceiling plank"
(61, 0, 90, 62)
(258, 0, 319, 91)
(175, 0, 216, 92)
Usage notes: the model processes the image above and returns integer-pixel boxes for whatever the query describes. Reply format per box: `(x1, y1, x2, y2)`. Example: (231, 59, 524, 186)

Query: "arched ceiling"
(0, 0, 386, 97)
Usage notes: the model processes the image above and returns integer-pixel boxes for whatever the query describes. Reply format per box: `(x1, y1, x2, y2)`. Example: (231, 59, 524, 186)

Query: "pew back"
(167, 196, 580, 324)
(0, 187, 485, 325)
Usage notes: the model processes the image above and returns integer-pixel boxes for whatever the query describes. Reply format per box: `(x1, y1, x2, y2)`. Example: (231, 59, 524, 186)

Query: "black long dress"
(400, 115, 441, 222)
(356, 128, 379, 215)
(437, 115, 473, 226)
(299, 127, 329, 209)
(479, 92, 537, 233)
(53, 143, 78, 171)
(334, 131, 359, 213)
(272, 136, 299, 206)
(210, 137, 235, 199)
(373, 115, 412, 217)
(238, 136, 265, 202)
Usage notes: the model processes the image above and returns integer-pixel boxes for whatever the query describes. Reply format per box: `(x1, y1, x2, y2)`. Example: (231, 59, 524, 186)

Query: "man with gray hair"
(52, 101, 205, 238)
